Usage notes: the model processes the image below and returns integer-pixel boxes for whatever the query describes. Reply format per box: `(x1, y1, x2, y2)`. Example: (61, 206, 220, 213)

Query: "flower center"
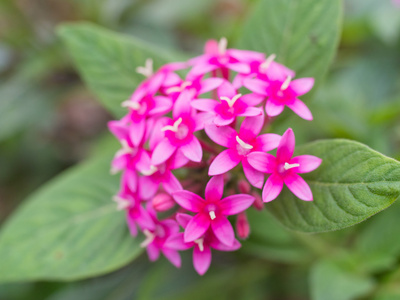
(112, 196, 131, 211)
(140, 229, 155, 248)
(162, 118, 183, 133)
(284, 162, 299, 170)
(259, 53, 276, 71)
(280, 75, 292, 91)
(166, 81, 192, 94)
(136, 58, 153, 78)
(141, 165, 158, 176)
(220, 94, 242, 108)
(236, 136, 253, 156)
(194, 238, 205, 252)
(121, 100, 141, 110)
(206, 204, 218, 220)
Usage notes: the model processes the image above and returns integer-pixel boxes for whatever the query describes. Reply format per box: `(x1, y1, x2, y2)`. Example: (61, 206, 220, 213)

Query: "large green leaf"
(57, 22, 184, 118)
(267, 139, 400, 232)
(235, 0, 342, 87)
(0, 139, 142, 282)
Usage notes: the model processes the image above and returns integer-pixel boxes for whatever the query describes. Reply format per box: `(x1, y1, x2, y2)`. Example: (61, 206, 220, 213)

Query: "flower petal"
(219, 194, 255, 215)
(240, 113, 265, 138)
(227, 62, 251, 74)
(290, 155, 322, 173)
(209, 149, 241, 175)
(164, 233, 191, 250)
(242, 160, 264, 188)
(205, 175, 224, 201)
(238, 107, 263, 117)
(162, 173, 183, 195)
(265, 100, 285, 117)
(287, 98, 313, 120)
(194, 112, 215, 131)
(147, 244, 160, 262)
(151, 138, 177, 165)
(211, 216, 235, 246)
(290, 78, 314, 96)
(172, 190, 204, 212)
(262, 174, 284, 202)
(214, 114, 234, 126)
(284, 173, 313, 201)
(211, 238, 241, 251)
(129, 119, 146, 146)
(243, 78, 268, 95)
(162, 248, 181, 268)
(173, 89, 194, 118)
(184, 213, 210, 242)
(247, 152, 276, 173)
(276, 128, 295, 162)
(149, 96, 173, 115)
(138, 176, 158, 200)
(193, 245, 212, 275)
(205, 123, 236, 148)
(240, 93, 265, 106)
(217, 81, 237, 99)
(176, 213, 192, 229)
(256, 133, 281, 152)
(180, 136, 203, 162)
(191, 99, 219, 112)
(199, 78, 224, 94)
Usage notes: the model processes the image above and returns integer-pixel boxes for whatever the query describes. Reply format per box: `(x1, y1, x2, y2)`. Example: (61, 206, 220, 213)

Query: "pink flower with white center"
(244, 67, 314, 120)
(151, 89, 205, 165)
(140, 206, 182, 268)
(188, 38, 263, 78)
(205, 113, 281, 188)
(191, 81, 263, 126)
(165, 213, 241, 275)
(248, 128, 322, 202)
(139, 149, 188, 200)
(172, 175, 254, 246)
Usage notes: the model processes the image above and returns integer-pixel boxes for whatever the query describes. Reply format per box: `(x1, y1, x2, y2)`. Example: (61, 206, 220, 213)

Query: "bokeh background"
(0, 0, 400, 299)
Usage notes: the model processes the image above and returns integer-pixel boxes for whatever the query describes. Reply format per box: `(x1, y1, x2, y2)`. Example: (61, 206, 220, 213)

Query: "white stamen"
(112, 196, 131, 211)
(220, 93, 242, 108)
(236, 136, 253, 150)
(141, 165, 158, 176)
(281, 75, 292, 90)
(218, 37, 228, 54)
(161, 117, 183, 132)
(209, 210, 216, 220)
(284, 162, 300, 170)
(194, 238, 205, 252)
(115, 140, 133, 156)
(165, 81, 192, 94)
(260, 53, 276, 70)
(121, 100, 141, 110)
(136, 58, 153, 77)
(140, 229, 155, 248)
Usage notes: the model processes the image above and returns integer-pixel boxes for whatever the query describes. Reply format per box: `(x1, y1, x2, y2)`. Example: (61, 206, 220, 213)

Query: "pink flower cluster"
(109, 38, 322, 275)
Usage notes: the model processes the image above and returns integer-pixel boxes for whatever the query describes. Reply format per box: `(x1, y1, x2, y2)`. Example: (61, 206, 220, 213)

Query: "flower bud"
(252, 191, 264, 211)
(238, 179, 251, 194)
(152, 193, 175, 212)
(236, 212, 250, 240)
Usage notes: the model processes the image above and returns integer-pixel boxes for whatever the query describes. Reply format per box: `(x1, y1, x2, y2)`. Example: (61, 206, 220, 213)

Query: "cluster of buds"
(109, 38, 322, 275)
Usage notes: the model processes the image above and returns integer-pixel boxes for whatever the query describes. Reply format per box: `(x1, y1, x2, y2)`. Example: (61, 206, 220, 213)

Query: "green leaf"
(57, 22, 184, 118)
(0, 139, 142, 282)
(310, 259, 374, 300)
(235, 0, 342, 87)
(268, 139, 400, 233)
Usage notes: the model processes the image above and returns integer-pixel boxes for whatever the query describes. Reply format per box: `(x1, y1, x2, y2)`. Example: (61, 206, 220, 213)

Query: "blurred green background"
(0, 0, 400, 299)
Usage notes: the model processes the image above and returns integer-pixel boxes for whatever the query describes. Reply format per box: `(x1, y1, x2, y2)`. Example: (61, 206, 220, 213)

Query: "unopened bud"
(252, 191, 264, 211)
(236, 212, 250, 240)
(238, 179, 251, 194)
(152, 193, 175, 212)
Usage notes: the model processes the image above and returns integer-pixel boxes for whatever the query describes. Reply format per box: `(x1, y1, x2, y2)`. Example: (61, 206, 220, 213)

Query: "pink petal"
(138, 176, 158, 200)
(191, 99, 218, 112)
(176, 213, 192, 229)
(149, 96, 172, 115)
(290, 78, 314, 96)
(172, 190, 204, 212)
(262, 174, 284, 202)
(135, 150, 152, 173)
(204, 123, 236, 148)
(136, 205, 156, 230)
(204, 40, 219, 55)
(125, 171, 138, 192)
(214, 115, 234, 126)
(242, 160, 264, 188)
(162, 173, 183, 195)
(173, 89, 194, 118)
(238, 106, 263, 117)
(240, 113, 265, 138)
(149, 117, 169, 151)
(147, 72, 165, 93)
(108, 120, 128, 141)
(217, 81, 237, 99)
(168, 149, 189, 169)
(211, 238, 241, 251)
(228, 49, 265, 62)
(162, 248, 181, 268)
(256, 133, 281, 152)
(164, 233, 191, 250)
(193, 245, 212, 275)
(111, 154, 127, 173)
(194, 112, 215, 131)
(208, 149, 241, 176)
(227, 62, 251, 74)
(151, 138, 177, 165)
(265, 63, 286, 81)
(188, 62, 218, 77)
(290, 155, 322, 173)
(284, 173, 313, 201)
(129, 119, 146, 146)
(180, 136, 202, 162)
(147, 244, 160, 261)
(240, 93, 265, 106)
(243, 79, 268, 95)
(287, 98, 313, 120)
(265, 100, 285, 117)
(219, 194, 255, 215)
(276, 128, 295, 162)
(126, 213, 138, 237)
(211, 216, 235, 246)
(205, 175, 224, 201)
(199, 78, 224, 94)
(184, 213, 211, 242)
(247, 152, 276, 173)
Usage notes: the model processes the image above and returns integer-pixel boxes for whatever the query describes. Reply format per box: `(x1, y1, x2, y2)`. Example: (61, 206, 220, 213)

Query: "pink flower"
(165, 213, 241, 275)
(151, 89, 205, 165)
(205, 113, 281, 188)
(248, 128, 322, 202)
(191, 80, 263, 126)
(172, 175, 254, 246)
(244, 68, 314, 120)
